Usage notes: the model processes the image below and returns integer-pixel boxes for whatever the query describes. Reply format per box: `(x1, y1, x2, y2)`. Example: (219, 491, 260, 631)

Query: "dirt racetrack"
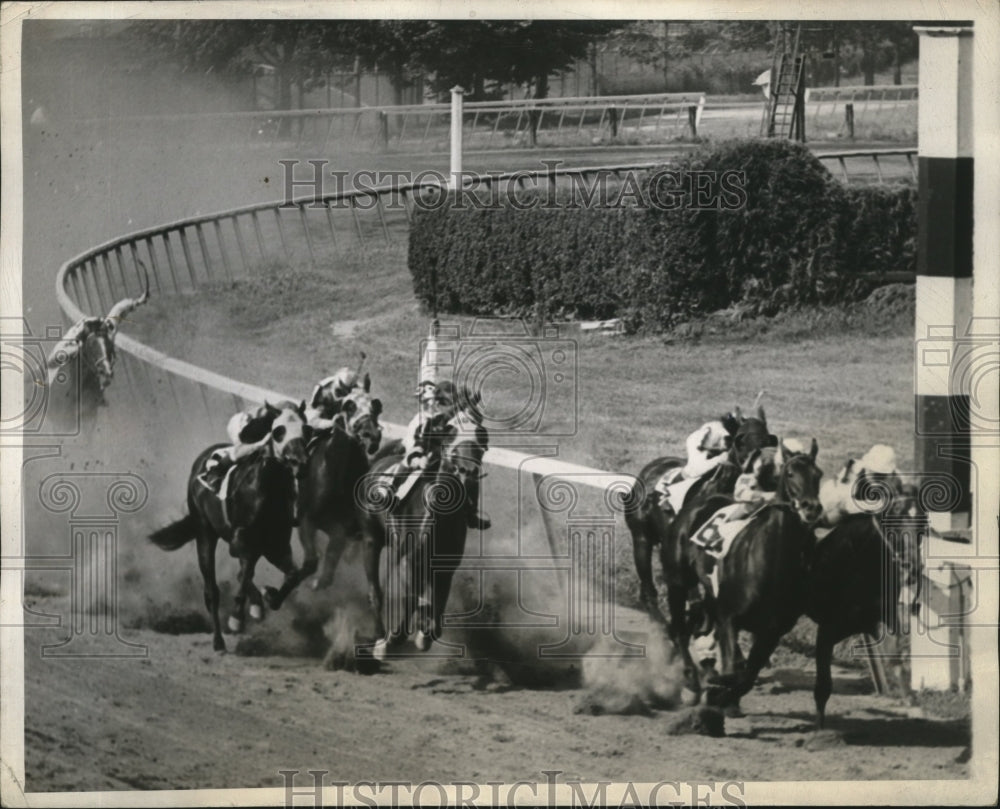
(23, 585, 970, 791)
(12, 24, 973, 798)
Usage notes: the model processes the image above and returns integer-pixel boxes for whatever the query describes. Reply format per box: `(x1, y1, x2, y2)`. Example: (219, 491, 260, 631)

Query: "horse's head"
(268, 405, 309, 471)
(729, 405, 779, 468)
(775, 437, 824, 525)
(441, 408, 489, 493)
(338, 387, 383, 455)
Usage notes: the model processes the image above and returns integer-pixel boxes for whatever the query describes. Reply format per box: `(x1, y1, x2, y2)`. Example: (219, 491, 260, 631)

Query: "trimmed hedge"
(408, 140, 917, 332)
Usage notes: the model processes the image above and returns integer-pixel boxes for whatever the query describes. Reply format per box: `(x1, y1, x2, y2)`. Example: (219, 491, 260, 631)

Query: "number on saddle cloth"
(691, 503, 759, 557)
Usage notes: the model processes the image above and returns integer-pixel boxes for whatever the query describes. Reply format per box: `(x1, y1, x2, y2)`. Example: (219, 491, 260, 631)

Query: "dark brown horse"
(693, 440, 824, 709)
(624, 407, 777, 630)
(363, 400, 489, 658)
(298, 382, 383, 596)
(806, 481, 923, 727)
(149, 404, 309, 652)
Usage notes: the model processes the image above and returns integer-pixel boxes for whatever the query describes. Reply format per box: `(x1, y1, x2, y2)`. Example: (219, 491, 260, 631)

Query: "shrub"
(408, 139, 917, 332)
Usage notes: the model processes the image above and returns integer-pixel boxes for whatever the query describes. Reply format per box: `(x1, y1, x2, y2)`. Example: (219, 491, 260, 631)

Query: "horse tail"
(149, 514, 198, 551)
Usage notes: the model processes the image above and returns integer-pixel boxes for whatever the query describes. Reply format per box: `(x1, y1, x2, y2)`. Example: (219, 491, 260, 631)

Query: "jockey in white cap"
(654, 417, 736, 516)
(395, 321, 490, 530)
(819, 444, 904, 525)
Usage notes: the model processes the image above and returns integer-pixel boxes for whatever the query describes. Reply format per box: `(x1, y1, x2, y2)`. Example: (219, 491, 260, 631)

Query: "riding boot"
(199, 455, 233, 493)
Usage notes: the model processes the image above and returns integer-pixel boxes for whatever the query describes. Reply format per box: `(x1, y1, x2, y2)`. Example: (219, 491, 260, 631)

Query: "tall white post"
(450, 85, 464, 190)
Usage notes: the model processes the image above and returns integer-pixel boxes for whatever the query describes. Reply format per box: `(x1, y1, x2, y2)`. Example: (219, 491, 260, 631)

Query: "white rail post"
(450, 85, 464, 190)
(910, 23, 976, 694)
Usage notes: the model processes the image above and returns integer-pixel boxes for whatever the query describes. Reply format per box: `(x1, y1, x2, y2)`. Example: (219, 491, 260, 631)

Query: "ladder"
(762, 24, 806, 141)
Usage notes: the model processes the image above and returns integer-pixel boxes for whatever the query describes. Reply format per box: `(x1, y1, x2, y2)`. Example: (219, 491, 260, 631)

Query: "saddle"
(653, 468, 699, 514)
(198, 461, 239, 528)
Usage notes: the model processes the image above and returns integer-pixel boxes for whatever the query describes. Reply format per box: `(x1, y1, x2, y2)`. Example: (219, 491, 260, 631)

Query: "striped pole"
(910, 23, 976, 694)
(913, 24, 974, 536)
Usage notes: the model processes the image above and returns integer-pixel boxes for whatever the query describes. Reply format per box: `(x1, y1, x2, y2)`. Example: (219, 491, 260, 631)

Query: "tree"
(130, 21, 358, 116)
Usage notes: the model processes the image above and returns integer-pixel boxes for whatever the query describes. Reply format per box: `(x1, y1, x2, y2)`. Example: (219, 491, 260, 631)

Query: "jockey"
(304, 366, 359, 432)
(819, 444, 902, 525)
(199, 403, 282, 490)
(654, 416, 737, 516)
(393, 322, 490, 530)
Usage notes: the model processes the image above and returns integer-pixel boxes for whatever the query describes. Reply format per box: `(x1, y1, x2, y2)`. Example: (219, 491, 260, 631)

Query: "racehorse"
(45, 264, 150, 430)
(148, 403, 309, 652)
(806, 478, 923, 727)
(624, 406, 777, 629)
(692, 439, 824, 709)
(297, 379, 383, 595)
(362, 394, 488, 658)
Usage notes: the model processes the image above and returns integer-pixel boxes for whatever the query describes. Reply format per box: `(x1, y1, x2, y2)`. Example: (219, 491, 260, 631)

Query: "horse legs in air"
(297, 513, 322, 590)
(665, 575, 703, 697)
(631, 528, 668, 627)
(195, 528, 225, 653)
(230, 552, 260, 634)
(362, 531, 386, 638)
(262, 525, 306, 611)
(814, 624, 836, 729)
(313, 519, 350, 592)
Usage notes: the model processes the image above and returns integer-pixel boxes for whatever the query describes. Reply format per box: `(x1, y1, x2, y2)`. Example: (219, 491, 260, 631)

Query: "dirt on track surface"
(23, 587, 970, 792)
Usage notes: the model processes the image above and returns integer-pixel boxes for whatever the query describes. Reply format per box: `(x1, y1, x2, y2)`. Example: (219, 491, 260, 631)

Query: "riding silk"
(654, 469, 700, 514)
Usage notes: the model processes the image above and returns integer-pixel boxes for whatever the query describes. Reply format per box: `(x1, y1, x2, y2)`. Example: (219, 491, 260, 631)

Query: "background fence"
(58, 85, 917, 155)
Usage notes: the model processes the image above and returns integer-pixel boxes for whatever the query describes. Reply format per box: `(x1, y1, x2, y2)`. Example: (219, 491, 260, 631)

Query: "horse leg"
(726, 626, 786, 714)
(296, 513, 321, 588)
(228, 553, 258, 634)
(814, 624, 835, 729)
(247, 584, 265, 621)
(631, 527, 668, 627)
(195, 529, 225, 652)
(665, 579, 702, 698)
(362, 532, 386, 638)
(262, 524, 303, 610)
(313, 519, 350, 591)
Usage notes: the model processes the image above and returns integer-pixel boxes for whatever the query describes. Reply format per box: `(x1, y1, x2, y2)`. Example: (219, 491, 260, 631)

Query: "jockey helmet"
(332, 367, 358, 397)
(698, 420, 732, 454)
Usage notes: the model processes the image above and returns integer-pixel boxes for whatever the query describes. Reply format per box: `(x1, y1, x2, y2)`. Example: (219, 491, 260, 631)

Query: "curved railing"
(55, 148, 917, 496)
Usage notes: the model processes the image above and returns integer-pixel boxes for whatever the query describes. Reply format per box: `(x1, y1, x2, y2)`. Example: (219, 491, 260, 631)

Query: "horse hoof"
(227, 616, 243, 634)
(263, 586, 281, 610)
(681, 687, 700, 707)
(372, 639, 388, 661)
(414, 630, 432, 652)
(214, 638, 227, 653)
(724, 703, 745, 718)
(249, 604, 264, 621)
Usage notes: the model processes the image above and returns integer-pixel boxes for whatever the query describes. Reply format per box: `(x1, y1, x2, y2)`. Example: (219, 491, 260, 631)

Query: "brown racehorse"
(149, 404, 308, 652)
(692, 439, 824, 710)
(297, 382, 383, 595)
(806, 479, 923, 727)
(624, 407, 777, 630)
(361, 396, 488, 659)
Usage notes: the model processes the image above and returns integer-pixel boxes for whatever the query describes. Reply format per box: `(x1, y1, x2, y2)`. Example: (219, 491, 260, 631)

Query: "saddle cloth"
(653, 468, 699, 513)
(692, 502, 766, 599)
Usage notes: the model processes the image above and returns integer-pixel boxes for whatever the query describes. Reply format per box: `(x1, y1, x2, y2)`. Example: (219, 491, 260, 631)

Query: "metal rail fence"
(805, 85, 918, 139)
(73, 92, 707, 155)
